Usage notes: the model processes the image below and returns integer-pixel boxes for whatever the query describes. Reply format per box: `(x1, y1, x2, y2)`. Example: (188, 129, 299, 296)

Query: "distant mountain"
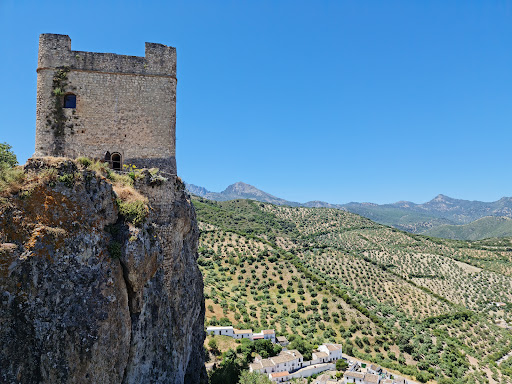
(423, 216, 512, 240)
(342, 194, 512, 233)
(339, 202, 455, 233)
(185, 181, 512, 239)
(185, 182, 301, 206)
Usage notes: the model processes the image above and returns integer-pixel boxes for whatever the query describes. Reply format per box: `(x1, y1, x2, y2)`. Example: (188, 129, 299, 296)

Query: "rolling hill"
(193, 196, 512, 383)
(423, 216, 512, 240)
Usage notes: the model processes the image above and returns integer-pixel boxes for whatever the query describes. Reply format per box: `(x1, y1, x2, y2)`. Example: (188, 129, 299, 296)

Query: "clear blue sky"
(1, 1, 511, 204)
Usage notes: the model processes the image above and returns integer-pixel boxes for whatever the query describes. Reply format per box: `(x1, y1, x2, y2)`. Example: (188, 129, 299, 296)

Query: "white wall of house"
(289, 363, 335, 380)
(206, 326, 234, 337)
(268, 373, 290, 383)
(272, 359, 300, 372)
(263, 333, 276, 343)
(234, 332, 252, 339)
(343, 377, 364, 384)
(318, 344, 343, 361)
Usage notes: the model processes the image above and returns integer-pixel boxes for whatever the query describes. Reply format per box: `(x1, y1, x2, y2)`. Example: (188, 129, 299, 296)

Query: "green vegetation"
(0, 143, 24, 194)
(75, 157, 149, 226)
(343, 203, 453, 233)
(57, 172, 78, 188)
(116, 199, 148, 226)
(238, 371, 273, 384)
(209, 339, 281, 384)
(336, 358, 348, 371)
(76, 156, 92, 168)
(0, 166, 25, 194)
(0, 142, 18, 168)
(424, 216, 512, 240)
(194, 196, 512, 383)
(50, 67, 71, 143)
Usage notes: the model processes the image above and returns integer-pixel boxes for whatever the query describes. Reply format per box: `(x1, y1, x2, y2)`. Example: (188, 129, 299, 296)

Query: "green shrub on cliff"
(0, 143, 24, 194)
(116, 199, 148, 226)
(0, 167, 25, 194)
(75, 156, 92, 168)
(76, 156, 149, 226)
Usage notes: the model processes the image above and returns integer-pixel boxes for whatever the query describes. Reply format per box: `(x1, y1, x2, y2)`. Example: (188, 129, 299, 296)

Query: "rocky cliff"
(0, 158, 206, 384)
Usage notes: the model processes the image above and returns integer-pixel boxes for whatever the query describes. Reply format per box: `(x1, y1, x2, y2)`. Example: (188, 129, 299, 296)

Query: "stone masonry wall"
(35, 34, 177, 174)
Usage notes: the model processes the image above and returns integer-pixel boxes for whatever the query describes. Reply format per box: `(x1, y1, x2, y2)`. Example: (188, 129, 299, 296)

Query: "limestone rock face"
(0, 159, 205, 384)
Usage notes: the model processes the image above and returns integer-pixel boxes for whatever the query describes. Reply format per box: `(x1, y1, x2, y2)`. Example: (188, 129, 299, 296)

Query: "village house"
(270, 350, 304, 373)
(313, 373, 333, 384)
(311, 351, 329, 365)
(368, 364, 382, 375)
(250, 350, 303, 375)
(270, 371, 290, 383)
(363, 373, 381, 384)
(252, 329, 276, 343)
(206, 326, 234, 337)
(276, 336, 289, 347)
(343, 371, 365, 383)
(249, 359, 277, 375)
(254, 343, 345, 382)
(318, 344, 343, 362)
(206, 326, 276, 342)
(234, 329, 252, 339)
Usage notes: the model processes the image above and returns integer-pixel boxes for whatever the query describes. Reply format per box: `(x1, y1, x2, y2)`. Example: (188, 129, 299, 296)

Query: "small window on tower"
(63, 94, 76, 108)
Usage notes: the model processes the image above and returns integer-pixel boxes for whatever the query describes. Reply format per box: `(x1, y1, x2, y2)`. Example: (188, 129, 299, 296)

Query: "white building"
(344, 371, 365, 383)
(206, 326, 277, 343)
(262, 329, 276, 343)
(252, 342, 345, 381)
(318, 343, 343, 362)
(368, 364, 382, 375)
(311, 351, 329, 365)
(234, 329, 252, 339)
(276, 336, 289, 347)
(270, 349, 304, 373)
(206, 326, 234, 337)
(288, 363, 335, 381)
(250, 359, 277, 375)
(252, 329, 275, 342)
(269, 371, 290, 383)
(363, 373, 381, 384)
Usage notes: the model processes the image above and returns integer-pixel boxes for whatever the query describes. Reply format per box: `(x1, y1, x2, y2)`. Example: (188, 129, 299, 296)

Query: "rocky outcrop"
(0, 158, 205, 384)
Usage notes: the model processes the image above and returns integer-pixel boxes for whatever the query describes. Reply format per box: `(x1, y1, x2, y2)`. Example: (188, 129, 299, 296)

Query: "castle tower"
(35, 34, 177, 174)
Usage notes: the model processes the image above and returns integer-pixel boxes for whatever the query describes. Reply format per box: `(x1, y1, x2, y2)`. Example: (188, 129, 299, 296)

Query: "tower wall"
(35, 34, 177, 174)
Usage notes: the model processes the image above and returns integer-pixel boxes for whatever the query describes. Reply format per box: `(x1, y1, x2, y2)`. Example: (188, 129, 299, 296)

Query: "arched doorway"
(111, 153, 122, 171)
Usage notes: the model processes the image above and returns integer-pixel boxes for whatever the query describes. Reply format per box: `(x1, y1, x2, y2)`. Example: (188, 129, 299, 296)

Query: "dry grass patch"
(0, 166, 26, 196)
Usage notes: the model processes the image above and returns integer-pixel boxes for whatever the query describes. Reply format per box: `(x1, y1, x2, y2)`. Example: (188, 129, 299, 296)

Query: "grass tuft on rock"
(0, 165, 26, 195)
(116, 199, 149, 226)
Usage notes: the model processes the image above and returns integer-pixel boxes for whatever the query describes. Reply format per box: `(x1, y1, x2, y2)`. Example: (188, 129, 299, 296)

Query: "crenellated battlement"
(35, 34, 177, 174)
(37, 34, 176, 78)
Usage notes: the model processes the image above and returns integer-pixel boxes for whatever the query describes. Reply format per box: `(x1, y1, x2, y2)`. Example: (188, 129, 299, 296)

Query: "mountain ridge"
(185, 181, 512, 239)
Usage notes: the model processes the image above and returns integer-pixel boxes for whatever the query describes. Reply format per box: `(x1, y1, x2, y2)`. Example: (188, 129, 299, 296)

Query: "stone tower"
(35, 34, 177, 174)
